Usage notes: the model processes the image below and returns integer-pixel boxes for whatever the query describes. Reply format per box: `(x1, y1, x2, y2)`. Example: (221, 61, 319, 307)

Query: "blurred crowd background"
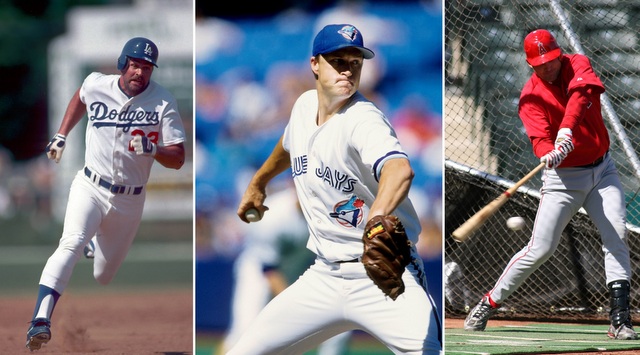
(195, 0, 444, 331)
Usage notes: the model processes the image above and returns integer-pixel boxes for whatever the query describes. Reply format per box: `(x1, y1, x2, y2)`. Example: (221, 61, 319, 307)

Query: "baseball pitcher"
(228, 24, 442, 355)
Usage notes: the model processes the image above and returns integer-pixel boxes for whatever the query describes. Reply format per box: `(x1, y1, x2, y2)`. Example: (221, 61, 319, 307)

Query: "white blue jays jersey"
(282, 90, 421, 262)
(79, 72, 185, 185)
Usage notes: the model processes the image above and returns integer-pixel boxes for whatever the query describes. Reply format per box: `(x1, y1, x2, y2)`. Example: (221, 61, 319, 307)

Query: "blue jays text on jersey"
(315, 164, 357, 193)
(293, 154, 357, 193)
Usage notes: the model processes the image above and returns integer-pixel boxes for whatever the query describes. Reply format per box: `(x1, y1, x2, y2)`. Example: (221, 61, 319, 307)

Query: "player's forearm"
(154, 143, 185, 169)
(57, 89, 86, 135)
(237, 137, 291, 221)
(561, 86, 591, 130)
(236, 138, 290, 220)
(252, 136, 291, 189)
(368, 158, 414, 218)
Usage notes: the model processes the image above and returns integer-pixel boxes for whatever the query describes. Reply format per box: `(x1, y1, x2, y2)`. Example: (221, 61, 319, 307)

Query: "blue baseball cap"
(312, 24, 375, 59)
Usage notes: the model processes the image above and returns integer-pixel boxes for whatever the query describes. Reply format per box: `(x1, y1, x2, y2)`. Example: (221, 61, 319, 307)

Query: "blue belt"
(84, 167, 143, 195)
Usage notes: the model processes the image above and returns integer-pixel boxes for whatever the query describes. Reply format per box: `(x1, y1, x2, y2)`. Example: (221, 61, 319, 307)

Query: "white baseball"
(245, 208, 262, 222)
(506, 216, 525, 231)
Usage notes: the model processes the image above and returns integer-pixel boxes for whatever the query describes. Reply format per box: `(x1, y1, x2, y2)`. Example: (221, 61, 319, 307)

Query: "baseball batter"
(464, 29, 636, 340)
(229, 24, 442, 355)
(26, 37, 186, 351)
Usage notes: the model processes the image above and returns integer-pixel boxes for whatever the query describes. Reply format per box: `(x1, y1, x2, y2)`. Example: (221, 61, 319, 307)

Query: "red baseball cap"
(523, 29, 562, 66)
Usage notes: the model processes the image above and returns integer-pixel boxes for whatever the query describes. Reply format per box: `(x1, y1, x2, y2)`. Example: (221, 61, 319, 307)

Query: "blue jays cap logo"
(338, 25, 358, 42)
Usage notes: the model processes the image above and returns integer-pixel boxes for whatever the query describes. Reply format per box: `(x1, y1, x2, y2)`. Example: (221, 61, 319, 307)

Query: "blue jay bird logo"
(329, 196, 365, 228)
(338, 25, 358, 42)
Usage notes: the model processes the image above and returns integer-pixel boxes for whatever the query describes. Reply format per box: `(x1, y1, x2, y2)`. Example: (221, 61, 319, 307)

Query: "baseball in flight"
(506, 216, 525, 231)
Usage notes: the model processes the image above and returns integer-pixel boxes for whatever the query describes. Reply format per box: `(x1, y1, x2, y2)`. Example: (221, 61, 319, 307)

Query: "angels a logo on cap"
(537, 42, 548, 55)
(338, 25, 358, 42)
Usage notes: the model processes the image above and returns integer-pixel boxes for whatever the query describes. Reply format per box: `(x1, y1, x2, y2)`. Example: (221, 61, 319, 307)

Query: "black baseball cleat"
(26, 318, 51, 351)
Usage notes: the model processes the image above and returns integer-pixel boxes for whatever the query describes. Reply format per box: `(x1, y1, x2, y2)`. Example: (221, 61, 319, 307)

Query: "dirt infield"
(2, 288, 192, 354)
(446, 317, 639, 355)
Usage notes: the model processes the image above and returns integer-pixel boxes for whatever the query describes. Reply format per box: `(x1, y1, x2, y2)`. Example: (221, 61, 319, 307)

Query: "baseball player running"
(26, 37, 186, 351)
(228, 24, 442, 354)
(464, 29, 636, 340)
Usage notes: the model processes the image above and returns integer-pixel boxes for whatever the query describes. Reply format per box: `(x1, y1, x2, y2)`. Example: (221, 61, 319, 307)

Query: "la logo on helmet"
(144, 43, 154, 57)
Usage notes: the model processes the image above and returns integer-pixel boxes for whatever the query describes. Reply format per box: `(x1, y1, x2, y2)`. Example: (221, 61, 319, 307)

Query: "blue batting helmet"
(117, 37, 159, 70)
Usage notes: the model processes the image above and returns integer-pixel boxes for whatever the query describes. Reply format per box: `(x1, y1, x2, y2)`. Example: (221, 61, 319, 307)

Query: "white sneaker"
(464, 296, 497, 331)
(608, 323, 638, 340)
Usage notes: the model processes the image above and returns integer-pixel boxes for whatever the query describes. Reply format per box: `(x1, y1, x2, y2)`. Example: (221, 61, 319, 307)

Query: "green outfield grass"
(0, 241, 192, 295)
(446, 323, 640, 354)
(0, 215, 192, 245)
(0, 214, 192, 295)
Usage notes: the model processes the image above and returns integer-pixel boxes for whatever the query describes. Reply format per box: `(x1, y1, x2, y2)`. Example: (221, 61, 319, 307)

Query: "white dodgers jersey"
(79, 72, 186, 185)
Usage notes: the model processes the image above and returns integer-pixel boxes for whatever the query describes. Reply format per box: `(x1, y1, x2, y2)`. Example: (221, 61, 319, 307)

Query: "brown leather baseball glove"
(361, 215, 413, 300)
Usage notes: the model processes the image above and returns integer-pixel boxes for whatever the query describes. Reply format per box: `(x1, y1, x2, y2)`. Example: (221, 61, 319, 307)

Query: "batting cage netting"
(445, 0, 640, 322)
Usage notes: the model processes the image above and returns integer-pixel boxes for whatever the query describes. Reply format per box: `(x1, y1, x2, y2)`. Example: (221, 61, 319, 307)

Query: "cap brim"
(358, 47, 375, 59)
(527, 48, 561, 66)
(316, 44, 375, 59)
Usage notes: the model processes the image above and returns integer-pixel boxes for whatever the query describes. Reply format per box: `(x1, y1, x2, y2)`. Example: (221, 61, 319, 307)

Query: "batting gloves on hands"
(45, 133, 66, 163)
(130, 135, 157, 157)
(541, 149, 567, 169)
(554, 128, 574, 155)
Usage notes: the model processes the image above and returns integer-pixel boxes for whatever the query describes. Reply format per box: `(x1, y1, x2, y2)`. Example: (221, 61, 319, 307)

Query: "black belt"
(576, 152, 607, 168)
(84, 167, 143, 195)
(336, 258, 359, 263)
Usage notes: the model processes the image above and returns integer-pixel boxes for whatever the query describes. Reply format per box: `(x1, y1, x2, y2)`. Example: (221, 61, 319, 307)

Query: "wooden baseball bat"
(451, 162, 545, 243)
